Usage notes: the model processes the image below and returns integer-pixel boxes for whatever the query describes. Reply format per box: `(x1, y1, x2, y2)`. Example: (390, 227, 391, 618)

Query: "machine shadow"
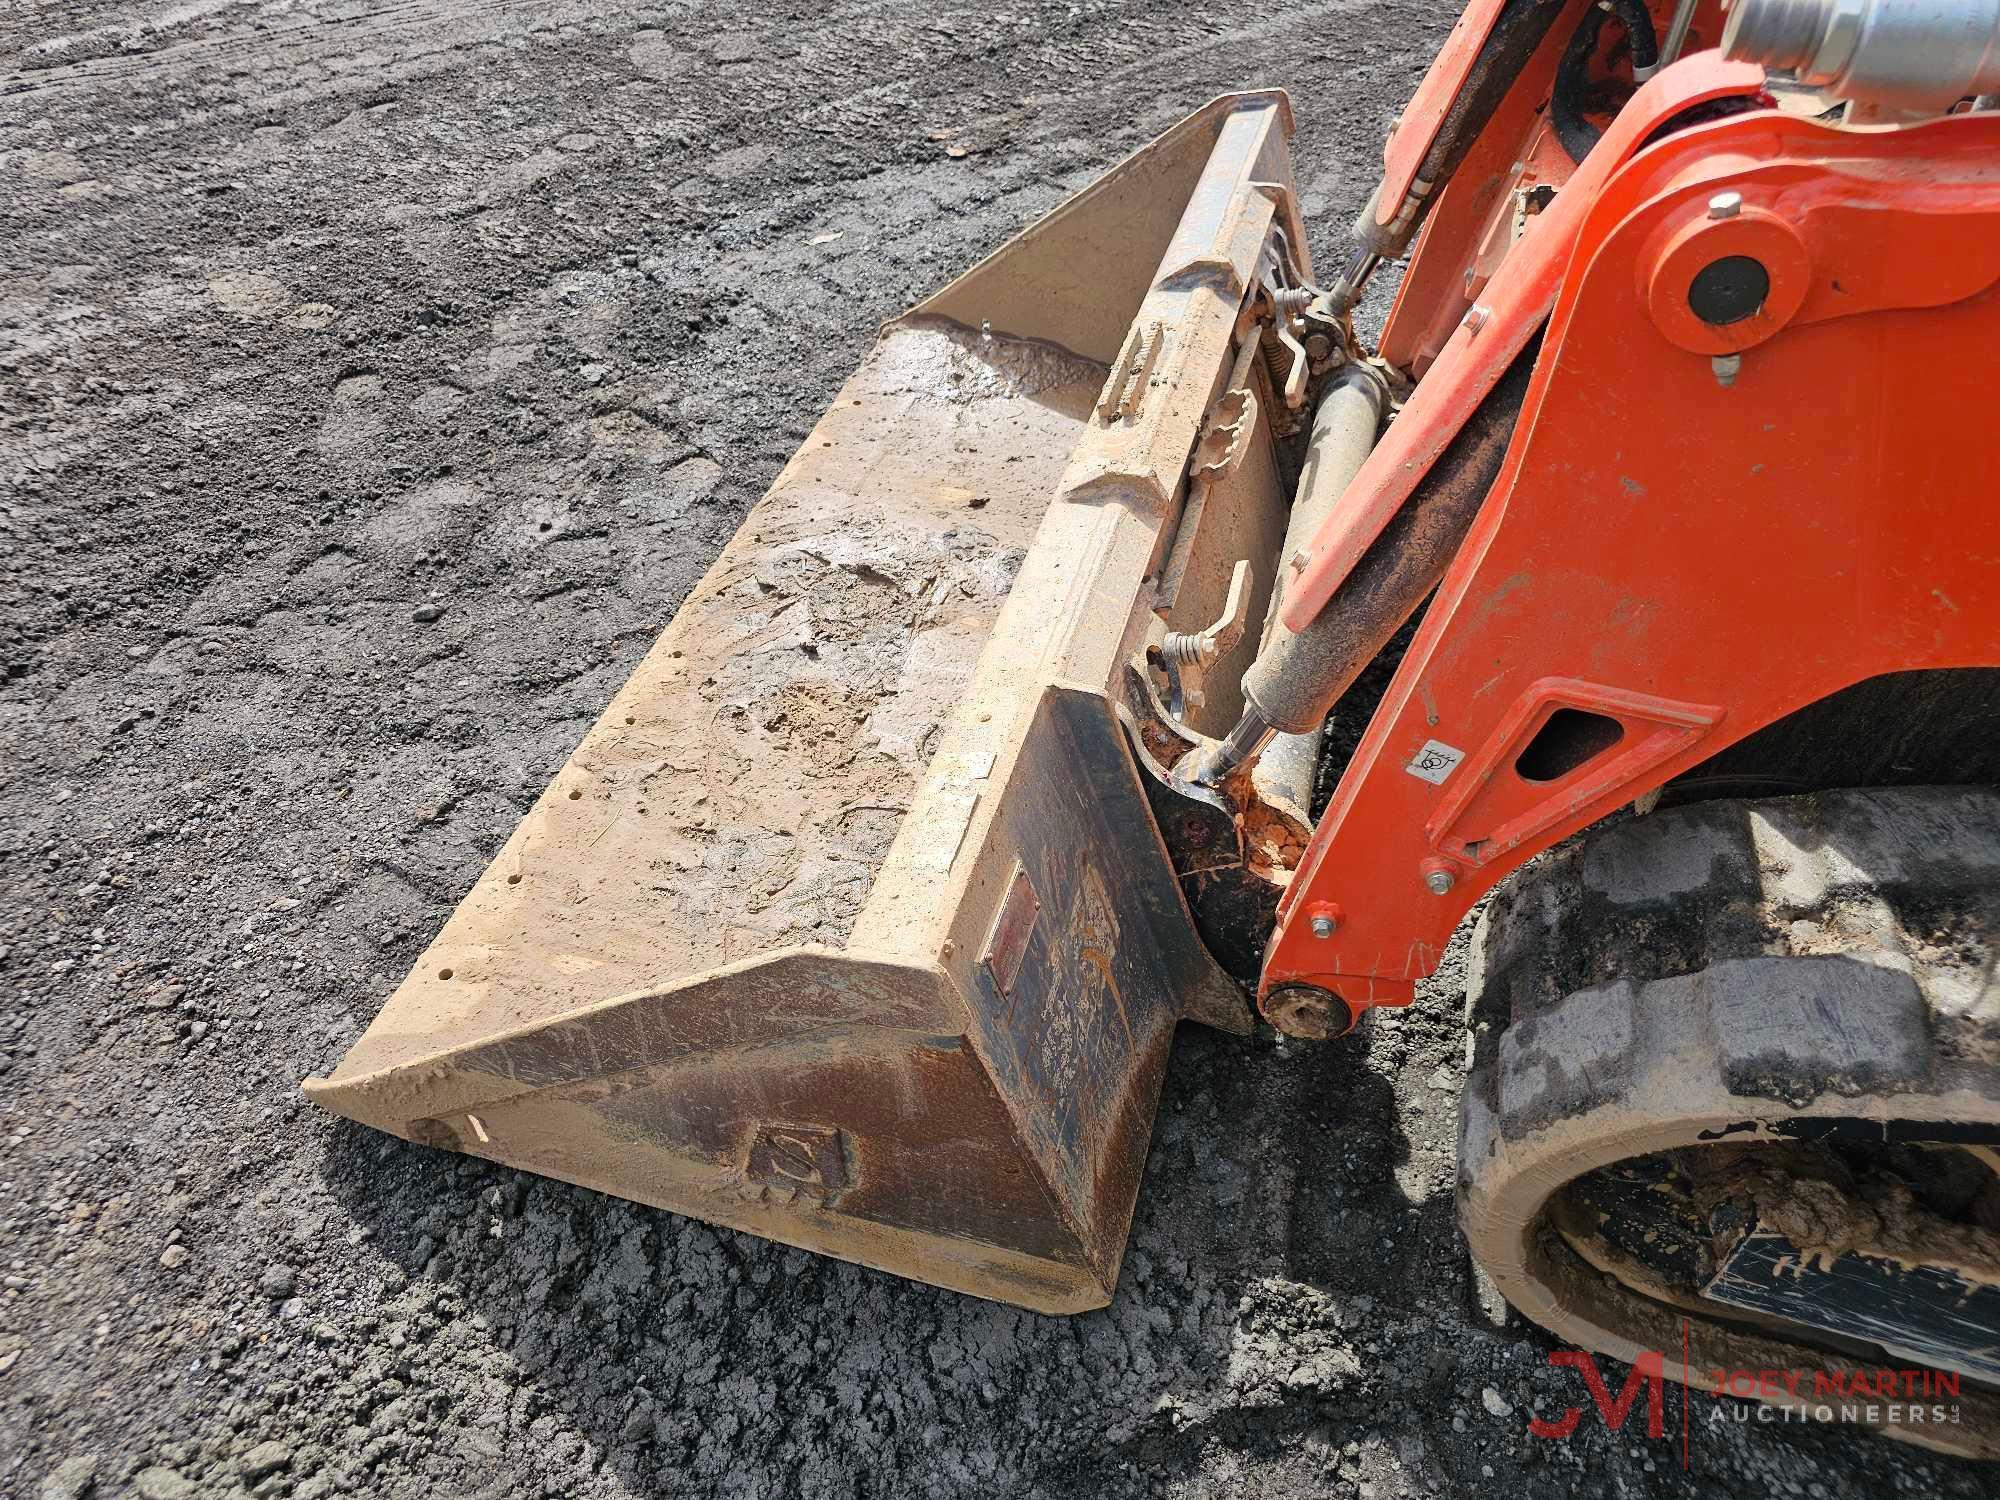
(316, 1016, 1426, 1495)
(1024, 1013, 1467, 1494)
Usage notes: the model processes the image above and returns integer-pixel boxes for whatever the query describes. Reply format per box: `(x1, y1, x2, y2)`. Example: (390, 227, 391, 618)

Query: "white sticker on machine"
(1404, 739, 1466, 785)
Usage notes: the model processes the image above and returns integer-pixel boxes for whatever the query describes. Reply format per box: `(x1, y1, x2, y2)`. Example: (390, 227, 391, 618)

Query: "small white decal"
(1405, 739, 1465, 785)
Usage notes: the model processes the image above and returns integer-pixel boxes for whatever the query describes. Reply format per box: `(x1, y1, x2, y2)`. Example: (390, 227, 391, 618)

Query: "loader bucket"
(307, 92, 1307, 1312)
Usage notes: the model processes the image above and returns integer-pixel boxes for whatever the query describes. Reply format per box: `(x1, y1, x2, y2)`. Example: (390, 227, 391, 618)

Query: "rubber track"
(1459, 786, 2000, 1457)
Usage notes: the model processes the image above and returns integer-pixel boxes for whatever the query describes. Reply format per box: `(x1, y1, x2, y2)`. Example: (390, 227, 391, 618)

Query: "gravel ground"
(1, 3, 1992, 1497)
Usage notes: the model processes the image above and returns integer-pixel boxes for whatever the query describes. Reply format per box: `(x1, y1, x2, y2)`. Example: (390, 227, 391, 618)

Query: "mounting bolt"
(1712, 353, 1743, 387)
(1310, 914, 1336, 939)
(1421, 859, 1457, 896)
(1460, 304, 1492, 337)
(1707, 190, 1742, 221)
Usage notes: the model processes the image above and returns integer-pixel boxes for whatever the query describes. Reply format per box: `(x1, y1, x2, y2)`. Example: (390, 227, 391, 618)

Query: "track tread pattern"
(1469, 785, 2000, 1061)
(1458, 786, 2000, 1456)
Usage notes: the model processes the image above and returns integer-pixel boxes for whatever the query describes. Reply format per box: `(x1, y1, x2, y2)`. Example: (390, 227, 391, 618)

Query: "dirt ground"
(2, 3, 1993, 1497)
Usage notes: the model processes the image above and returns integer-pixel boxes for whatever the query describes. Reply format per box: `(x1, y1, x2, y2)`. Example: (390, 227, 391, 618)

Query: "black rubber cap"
(1688, 255, 1769, 326)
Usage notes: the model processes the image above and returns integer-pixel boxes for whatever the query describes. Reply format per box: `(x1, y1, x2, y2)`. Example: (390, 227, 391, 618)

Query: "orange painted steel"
(1378, 1, 1737, 373)
(1263, 106, 2000, 1015)
(1376, 0, 1511, 224)
(1278, 56, 1768, 636)
(1377, 1, 1585, 375)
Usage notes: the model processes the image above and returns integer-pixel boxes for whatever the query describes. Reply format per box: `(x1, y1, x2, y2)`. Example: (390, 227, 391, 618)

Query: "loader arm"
(1263, 100, 2000, 1017)
(1224, 0, 2000, 1449)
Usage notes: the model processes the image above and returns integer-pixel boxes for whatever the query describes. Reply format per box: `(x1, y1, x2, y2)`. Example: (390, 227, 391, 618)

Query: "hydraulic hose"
(1552, 0, 1661, 164)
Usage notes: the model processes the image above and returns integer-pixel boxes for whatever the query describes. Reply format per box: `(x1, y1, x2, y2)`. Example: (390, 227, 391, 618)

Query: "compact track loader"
(311, 0, 2000, 1454)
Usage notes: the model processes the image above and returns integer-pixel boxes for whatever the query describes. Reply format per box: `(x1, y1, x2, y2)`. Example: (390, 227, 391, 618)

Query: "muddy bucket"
(306, 92, 1307, 1312)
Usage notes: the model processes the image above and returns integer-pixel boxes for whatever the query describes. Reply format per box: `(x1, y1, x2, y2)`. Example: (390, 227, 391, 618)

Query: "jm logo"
(1528, 1350, 1667, 1440)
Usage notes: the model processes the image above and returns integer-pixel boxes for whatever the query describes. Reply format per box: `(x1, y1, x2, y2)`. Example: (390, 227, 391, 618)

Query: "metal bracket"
(1189, 387, 1259, 483)
(1158, 559, 1253, 717)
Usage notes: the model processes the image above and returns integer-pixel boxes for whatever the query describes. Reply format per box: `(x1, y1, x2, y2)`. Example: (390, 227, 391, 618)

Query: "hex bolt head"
(1707, 190, 1743, 221)
(1712, 352, 1743, 388)
(1422, 865, 1457, 896)
(1310, 914, 1336, 939)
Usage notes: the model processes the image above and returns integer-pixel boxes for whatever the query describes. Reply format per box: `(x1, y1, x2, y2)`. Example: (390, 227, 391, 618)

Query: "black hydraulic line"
(1552, 0, 1660, 165)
